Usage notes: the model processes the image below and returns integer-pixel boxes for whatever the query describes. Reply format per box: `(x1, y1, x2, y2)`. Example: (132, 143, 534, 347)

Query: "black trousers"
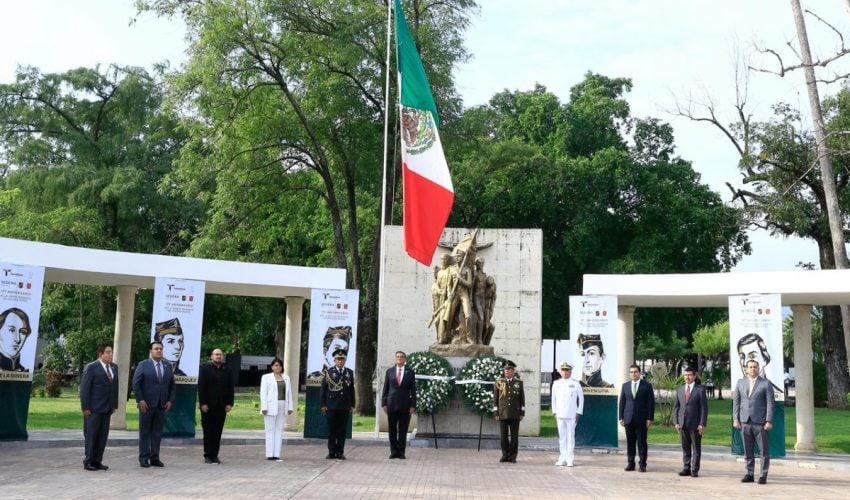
(138, 406, 166, 461)
(499, 419, 520, 459)
(326, 409, 349, 455)
(83, 412, 111, 466)
(201, 408, 227, 459)
(387, 411, 411, 456)
(625, 421, 648, 466)
(680, 426, 702, 472)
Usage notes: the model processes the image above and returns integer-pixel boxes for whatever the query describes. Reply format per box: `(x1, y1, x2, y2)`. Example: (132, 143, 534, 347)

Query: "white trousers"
(556, 417, 577, 465)
(263, 400, 287, 458)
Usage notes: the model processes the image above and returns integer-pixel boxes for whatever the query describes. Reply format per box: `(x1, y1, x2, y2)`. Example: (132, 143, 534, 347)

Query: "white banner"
(728, 294, 784, 399)
(0, 263, 45, 380)
(568, 295, 618, 395)
(307, 289, 360, 379)
(151, 277, 206, 384)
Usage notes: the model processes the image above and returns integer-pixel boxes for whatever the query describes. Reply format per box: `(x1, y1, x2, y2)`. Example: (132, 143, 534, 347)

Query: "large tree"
(138, 0, 477, 413)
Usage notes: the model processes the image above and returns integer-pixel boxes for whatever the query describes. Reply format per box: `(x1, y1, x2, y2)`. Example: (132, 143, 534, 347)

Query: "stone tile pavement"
(1, 430, 849, 499)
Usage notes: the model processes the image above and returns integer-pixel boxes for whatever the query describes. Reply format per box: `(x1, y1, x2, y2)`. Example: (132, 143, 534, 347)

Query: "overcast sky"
(3, 0, 849, 272)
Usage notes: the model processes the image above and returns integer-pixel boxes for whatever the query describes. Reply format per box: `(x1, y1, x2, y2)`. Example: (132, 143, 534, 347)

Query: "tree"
(693, 321, 731, 400)
(137, 0, 477, 414)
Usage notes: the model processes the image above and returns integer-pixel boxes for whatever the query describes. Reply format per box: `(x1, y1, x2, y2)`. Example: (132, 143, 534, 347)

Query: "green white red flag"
(394, 0, 454, 265)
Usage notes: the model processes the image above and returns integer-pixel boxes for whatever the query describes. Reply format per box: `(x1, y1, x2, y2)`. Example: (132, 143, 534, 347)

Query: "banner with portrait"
(151, 277, 206, 437)
(728, 293, 785, 457)
(304, 288, 360, 439)
(568, 295, 618, 447)
(0, 263, 45, 440)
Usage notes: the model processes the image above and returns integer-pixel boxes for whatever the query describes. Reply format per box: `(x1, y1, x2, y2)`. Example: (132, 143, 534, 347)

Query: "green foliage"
(635, 333, 689, 366)
(40, 340, 71, 398)
(693, 321, 729, 358)
(644, 363, 682, 426)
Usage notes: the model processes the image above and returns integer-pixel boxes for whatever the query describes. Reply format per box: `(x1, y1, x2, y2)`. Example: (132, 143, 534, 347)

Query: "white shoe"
(567, 463, 574, 467)
(555, 460, 566, 466)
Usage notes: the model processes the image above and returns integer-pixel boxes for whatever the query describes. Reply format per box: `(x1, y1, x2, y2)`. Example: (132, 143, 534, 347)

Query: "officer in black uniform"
(493, 360, 525, 463)
(320, 349, 356, 459)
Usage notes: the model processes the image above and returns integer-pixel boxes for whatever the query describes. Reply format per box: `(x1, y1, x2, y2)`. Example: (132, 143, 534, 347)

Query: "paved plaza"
(1, 430, 849, 499)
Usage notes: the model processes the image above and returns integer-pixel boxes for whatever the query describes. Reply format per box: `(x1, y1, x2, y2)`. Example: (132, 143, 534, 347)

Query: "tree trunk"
(817, 239, 850, 408)
(353, 228, 383, 415)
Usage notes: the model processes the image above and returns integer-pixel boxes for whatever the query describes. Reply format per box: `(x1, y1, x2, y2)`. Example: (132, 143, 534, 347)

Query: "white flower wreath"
(406, 351, 454, 416)
(457, 355, 512, 417)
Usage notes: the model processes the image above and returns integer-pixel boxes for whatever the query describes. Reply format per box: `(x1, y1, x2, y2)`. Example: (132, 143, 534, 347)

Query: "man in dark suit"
(79, 344, 119, 471)
(198, 348, 234, 464)
(673, 365, 708, 477)
(733, 359, 775, 484)
(619, 364, 655, 472)
(493, 360, 525, 463)
(132, 340, 176, 468)
(320, 349, 356, 460)
(381, 351, 417, 459)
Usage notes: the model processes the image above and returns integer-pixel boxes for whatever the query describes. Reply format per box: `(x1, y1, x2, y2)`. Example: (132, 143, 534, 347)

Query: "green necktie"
(632, 382, 637, 398)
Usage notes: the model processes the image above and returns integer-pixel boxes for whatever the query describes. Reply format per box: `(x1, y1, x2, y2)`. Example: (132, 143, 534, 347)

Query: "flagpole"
(374, 0, 395, 438)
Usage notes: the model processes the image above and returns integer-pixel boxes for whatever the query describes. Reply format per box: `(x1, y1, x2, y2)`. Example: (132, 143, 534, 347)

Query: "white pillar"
(283, 296, 305, 431)
(111, 285, 137, 430)
(791, 304, 817, 452)
(617, 305, 635, 447)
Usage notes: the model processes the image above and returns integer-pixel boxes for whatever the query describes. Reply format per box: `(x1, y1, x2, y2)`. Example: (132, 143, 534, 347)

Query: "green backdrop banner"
(731, 402, 786, 458)
(575, 394, 618, 448)
(164, 384, 197, 437)
(0, 381, 32, 441)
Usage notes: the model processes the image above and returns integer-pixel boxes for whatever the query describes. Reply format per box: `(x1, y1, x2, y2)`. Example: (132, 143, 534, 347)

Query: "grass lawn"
(27, 391, 375, 433)
(28, 392, 848, 453)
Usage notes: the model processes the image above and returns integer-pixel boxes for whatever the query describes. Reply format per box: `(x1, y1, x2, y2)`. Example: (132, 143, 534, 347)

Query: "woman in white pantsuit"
(260, 358, 294, 460)
(551, 362, 584, 467)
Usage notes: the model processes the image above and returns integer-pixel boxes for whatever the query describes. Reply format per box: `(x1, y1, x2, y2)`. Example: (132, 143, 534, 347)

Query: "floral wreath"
(457, 354, 512, 417)
(406, 351, 454, 416)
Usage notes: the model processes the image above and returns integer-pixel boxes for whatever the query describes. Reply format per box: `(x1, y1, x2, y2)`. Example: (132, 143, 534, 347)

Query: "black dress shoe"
(326, 453, 335, 459)
(624, 465, 635, 471)
(509, 457, 516, 463)
(337, 454, 346, 460)
(741, 475, 754, 483)
(212, 457, 221, 464)
(639, 466, 647, 472)
(84, 464, 98, 471)
(389, 453, 398, 459)
(398, 454, 406, 460)
(150, 459, 165, 467)
(140, 460, 150, 468)
(500, 457, 507, 463)
(758, 477, 767, 484)
(691, 472, 699, 478)
(678, 470, 691, 476)
(94, 464, 109, 471)
(205, 457, 214, 464)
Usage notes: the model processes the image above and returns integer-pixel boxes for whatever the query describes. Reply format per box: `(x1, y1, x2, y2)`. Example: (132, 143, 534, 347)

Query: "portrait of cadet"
(154, 318, 186, 376)
(577, 333, 613, 388)
(320, 348, 355, 460)
(736, 333, 783, 393)
(493, 360, 525, 463)
(673, 365, 708, 478)
(79, 344, 119, 471)
(0, 307, 32, 372)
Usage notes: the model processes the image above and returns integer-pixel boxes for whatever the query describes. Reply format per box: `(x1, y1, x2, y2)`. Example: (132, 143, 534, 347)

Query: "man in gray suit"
(80, 344, 119, 471)
(132, 340, 176, 468)
(673, 365, 708, 477)
(733, 359, 775, 484)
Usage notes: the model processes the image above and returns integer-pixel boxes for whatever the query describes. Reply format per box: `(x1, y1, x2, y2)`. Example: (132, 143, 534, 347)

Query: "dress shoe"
(678, 470, 691, 476)
(389, 453, 398, 459)
(567, 463, 574, 467)
(84, 464, 98, 471)
(336, 454, 346, 460)
(150, 459, 165, 467)
(326, 453, 335, 459)
(741, 475, 754, 483)
(500, 457, 508, 463)
(691, 472, 699, 478)
(205, 457, 214, 464)
(624, 465, 635, 471)
(398, 454, 406, 459)
(212, 457, 221, 464)
(639, 466, 647, 472)
(509, 457, 516, 463)
(94, 464, 108, 471)
(139, 460, 150, 468)
(758, 477, 767, 485)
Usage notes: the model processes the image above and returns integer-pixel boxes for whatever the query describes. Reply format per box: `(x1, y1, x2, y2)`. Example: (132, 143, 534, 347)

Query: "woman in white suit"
(260, 358, 294, 460)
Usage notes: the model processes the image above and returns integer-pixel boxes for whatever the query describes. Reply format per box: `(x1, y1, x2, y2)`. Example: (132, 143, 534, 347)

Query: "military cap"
(560, 361, 573, 370)
(155, 317, 183, 339)
(503, 359, 517, 369)
(332, 349, 348, 359)
(577, 333, 604, 353)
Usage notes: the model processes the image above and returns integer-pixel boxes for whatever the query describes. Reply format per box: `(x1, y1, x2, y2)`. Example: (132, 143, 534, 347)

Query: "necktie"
(105, 364, 113, 382)
(396, 368, 402, 386)
(632, 382, 637, 398)
(748, 378, 755, 397)
(685, 384, 691, 402)
(156, 362, 162, 383)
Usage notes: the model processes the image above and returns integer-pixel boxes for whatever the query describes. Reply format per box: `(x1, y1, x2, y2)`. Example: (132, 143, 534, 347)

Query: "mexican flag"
(395, 0, 454, 265)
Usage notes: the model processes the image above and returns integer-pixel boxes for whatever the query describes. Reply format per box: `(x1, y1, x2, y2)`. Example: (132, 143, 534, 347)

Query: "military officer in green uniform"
(320, 349, 356, 460)
(493, 360, 525, 463)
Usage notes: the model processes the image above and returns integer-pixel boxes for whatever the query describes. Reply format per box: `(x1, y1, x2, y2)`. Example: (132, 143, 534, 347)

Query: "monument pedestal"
(416, 355, 500, 446)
